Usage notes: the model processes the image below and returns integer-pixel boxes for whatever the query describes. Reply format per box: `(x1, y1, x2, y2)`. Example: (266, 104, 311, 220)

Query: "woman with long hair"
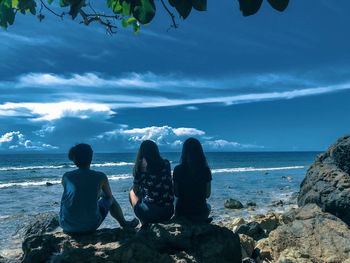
(173, 137, 212, 222)
(129, 140, 174, 227)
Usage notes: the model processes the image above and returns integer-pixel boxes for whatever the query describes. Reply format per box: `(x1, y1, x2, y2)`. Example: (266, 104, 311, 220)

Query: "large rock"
(224, 199, 244, 209)
(298, 135, 350, 225)
(234, 222, 266, 241)
(267, 204, 350, 263)
(19, 212, 59, 240)
(21, 218, 242, 263)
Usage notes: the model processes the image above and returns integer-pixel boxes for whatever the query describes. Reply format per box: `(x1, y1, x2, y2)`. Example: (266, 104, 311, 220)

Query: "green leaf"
(192, 0, 206, 11)
(17, 0, 37, 15)
(122, 17, 136, 28)
(47, 0, 54, 4)
(132, 20, 140, 33)
(132, 0, 155, 24)
(68, 0, 85, 19)
(59, 0, 69, 7)
(122, 1, 131, 16)
(237, 0, 263, 16)
(267, 0, 289, 12)
(0, 1, 16, 28)
(171, 0, 192, 19)
(168, 0, 175, 7)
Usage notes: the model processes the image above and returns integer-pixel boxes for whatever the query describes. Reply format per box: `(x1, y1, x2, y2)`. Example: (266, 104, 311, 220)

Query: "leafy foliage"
(0, 0, 290, 32)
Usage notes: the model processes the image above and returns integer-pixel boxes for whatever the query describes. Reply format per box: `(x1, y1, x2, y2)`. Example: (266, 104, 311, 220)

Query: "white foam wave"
(109, 174, 133, 181)
(0, 162, 134, 171)
(0, 180, 62, 189)
(0, 174, 132, 189)
(0, 165, 68, 171)
(91, 162, 133, 167)
(212, 166, 305, 174)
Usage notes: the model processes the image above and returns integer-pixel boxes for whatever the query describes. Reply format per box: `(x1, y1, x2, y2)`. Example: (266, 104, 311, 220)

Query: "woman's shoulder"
(162, 159, 171, 171)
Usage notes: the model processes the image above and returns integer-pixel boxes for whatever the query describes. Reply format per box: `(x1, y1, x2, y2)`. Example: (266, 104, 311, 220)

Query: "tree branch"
(160, 0, 178, 29)
(40, 0, 64, 19)
(79, 9, 118, 35)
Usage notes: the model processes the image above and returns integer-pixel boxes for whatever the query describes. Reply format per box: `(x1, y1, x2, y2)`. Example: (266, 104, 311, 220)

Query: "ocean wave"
(212, 166, 305, 174)
(91, 162, 133, 167)
(0, 162, 134, 172)
(0, 174, 132, 189)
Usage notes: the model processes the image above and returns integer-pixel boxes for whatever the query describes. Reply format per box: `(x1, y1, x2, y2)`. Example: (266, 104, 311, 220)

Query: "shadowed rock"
(21, 216, 242, 263)
(298, 135, 350, 225)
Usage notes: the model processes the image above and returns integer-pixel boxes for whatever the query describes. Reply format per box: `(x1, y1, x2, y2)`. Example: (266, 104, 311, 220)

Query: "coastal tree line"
(0, 0, 289, 34)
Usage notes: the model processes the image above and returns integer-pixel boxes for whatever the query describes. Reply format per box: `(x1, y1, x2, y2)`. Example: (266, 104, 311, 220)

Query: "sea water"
(0, 152, 318, 257)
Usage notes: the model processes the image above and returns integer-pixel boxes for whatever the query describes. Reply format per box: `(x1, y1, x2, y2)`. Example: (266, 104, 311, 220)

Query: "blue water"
(0, 152, 318, 257)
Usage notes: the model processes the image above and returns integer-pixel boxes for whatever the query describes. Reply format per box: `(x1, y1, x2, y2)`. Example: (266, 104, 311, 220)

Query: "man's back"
(60, 168, 105, 233)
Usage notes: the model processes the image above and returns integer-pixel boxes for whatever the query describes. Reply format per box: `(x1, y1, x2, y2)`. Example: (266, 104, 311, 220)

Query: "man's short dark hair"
(68, 144, 93, 168)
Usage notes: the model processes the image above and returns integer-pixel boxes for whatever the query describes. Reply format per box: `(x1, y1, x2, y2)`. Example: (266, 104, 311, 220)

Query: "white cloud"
(186, 106, 199, 110)
(96, 125, 261, 151)
(0, 101, 115, 121)
(118, 126, 205, 145)
(2, 72, 350, 122)
(203, 139, 264, 150)
(34, 125, 56, 137)
(17, 72, 205, 89)
(0, 131, 58, 151)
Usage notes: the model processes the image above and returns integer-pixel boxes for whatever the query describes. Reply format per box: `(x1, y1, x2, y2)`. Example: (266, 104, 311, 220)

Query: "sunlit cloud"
(0, 131, 58, 151)
(0, 101, 115, 121)
(96, 125, 261, 151)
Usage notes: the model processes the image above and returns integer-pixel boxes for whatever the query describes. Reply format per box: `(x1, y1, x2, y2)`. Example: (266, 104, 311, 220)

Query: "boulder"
(21, 218, 242, 263)
(252, 212, 280, 234)
(254, 238, 272, 262)
(298, 135, 350, 225)
(19, 212, 59, 240)
(239, 234, 255, 258)
(224, 199, 244, 209)
(267, 204, 350, 263)
(234, 222, 266, 241)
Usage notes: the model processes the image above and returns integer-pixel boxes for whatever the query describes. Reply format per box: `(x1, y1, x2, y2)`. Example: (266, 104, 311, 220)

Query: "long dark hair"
(180, 138, 209, 174)
(134, 140, 164, 176)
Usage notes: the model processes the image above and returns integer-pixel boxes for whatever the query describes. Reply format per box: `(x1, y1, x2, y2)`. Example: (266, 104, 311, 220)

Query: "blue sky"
(0, 0, 350, 152)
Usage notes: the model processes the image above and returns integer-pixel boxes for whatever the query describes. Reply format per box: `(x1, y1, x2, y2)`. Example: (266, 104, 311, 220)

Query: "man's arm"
(101, 175, 113, 199)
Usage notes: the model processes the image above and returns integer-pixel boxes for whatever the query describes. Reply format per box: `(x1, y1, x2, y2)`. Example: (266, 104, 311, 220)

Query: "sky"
(0, 0, 350, 153)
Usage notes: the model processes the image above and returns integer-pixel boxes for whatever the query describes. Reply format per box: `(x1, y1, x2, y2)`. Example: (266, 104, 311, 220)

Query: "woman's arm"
(206, 182, 211, 198)
(174, 182, 179, 197)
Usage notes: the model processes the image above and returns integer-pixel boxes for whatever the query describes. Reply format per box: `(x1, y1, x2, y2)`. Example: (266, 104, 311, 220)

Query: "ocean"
(0, 152, 319, 257)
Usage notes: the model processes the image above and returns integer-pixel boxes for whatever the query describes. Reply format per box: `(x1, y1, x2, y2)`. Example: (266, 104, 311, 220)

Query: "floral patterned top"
(133, 159, 174, 207)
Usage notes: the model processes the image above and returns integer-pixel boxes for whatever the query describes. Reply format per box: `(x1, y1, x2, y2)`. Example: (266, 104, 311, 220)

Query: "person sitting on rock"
(129, 140, 174, 228)
(59, 143, 138, 233)
(173, 138, 212, 222)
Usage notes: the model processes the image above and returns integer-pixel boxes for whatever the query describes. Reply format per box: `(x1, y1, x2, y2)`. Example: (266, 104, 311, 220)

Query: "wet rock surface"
(224, 198, 244, 209)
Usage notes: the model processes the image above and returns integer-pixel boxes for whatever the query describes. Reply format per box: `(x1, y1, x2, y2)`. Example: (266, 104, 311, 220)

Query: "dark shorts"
(175, 202, 211, 222)
(98, 196, 113, 225)
(134, 201, 174, 224)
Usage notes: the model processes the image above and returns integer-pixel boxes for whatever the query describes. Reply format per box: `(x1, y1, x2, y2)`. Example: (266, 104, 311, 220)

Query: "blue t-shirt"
(59, 169, 106, 233)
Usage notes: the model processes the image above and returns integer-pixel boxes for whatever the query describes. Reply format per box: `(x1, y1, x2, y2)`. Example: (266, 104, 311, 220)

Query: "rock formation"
(21, 217, 242, 263)
(298, 135, 350, 225)
(266, 204, 350, 263)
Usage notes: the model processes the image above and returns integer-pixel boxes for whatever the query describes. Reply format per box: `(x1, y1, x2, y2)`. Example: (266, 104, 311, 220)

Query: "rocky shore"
(2, 136, 350, 263)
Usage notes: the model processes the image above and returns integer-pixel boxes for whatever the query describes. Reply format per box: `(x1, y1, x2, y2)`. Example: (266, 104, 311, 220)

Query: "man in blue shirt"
(60, 144, 138, 233)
